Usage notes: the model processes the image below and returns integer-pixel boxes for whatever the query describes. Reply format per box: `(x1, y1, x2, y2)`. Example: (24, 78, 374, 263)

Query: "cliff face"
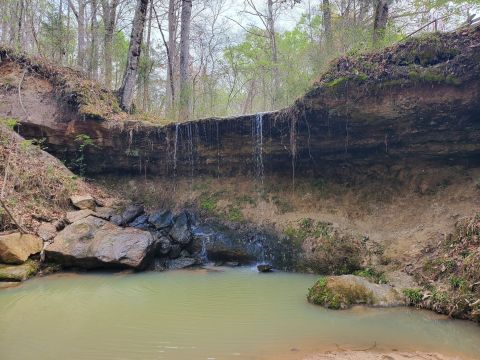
(1, 26, 480, 180)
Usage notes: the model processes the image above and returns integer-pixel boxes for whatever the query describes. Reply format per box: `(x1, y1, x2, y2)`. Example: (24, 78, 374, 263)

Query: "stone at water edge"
(70, 195, 96, 210)
(307, 275, 405, 310)
(111, 204, 144, 226)
(46, 216, 155, 269)
(0, 233, 43, 264)
(257, 264, 273, 272)
(166, 257, 197, 270)
(0, 261, 39, 281)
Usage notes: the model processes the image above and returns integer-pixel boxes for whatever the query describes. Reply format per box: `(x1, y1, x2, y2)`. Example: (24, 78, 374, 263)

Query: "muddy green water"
(0, 267, 479, 360)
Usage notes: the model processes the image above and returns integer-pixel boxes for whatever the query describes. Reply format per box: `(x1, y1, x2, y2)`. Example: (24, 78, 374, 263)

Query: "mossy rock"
(0, 260, 39, 282)
(307, 275, 404, 310)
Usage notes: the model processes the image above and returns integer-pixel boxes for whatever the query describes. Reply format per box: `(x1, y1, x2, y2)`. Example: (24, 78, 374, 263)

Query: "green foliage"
(285, 218, 331, 245)
(402, 288, 423, 305)
(71, 134, 94, 176)
(353, 268, 388, 284)
(449, 276, 467, 291)
(1, 117, 17, 130)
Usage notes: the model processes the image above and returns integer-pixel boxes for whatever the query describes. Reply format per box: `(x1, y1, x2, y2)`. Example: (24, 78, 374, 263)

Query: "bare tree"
(179, 0, 192, 121)
(101, 0, 120, 88)
(68, 0, 87, 68)
(119, 0, 149, 112)
(322, 0, 332, 49)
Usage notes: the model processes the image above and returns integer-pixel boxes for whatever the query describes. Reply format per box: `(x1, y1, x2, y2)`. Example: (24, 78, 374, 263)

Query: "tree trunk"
(166, 0, 178, 115)
(68, 0, 87, 69)
(322, 0, 332, 50)
(101, 0, 119, 89)
(266, 0, 279, 110)
(89, 0, 100, 79)
(178, 0, 192, 121)
(373, 0, 388, 45)
(142, 0, 153, 112)
(119, 0, 149, 112)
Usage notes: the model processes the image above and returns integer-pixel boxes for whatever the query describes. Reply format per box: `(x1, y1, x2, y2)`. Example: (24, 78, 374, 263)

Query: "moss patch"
(307, 276, 375, 309)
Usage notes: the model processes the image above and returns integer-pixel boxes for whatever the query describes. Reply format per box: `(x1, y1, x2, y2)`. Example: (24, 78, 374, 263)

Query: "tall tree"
(119, 0, 149, 112)
(101, 0, 119, 88)
(179, 0, 192, 121)
(68, 0, 87, 68)
(373, 0, 389, 45)
(166, 0, 179, 115)
(322, 0, 332, 49)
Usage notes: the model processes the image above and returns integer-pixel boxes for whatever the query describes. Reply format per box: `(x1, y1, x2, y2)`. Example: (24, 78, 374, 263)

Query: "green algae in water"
(0, 268, 480, 360)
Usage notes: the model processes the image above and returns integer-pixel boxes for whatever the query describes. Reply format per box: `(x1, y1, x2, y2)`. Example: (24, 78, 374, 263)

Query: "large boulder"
(166, 257, 196, 270)
(70, 195, 96, 210)
(46, 216, 155, 269)
(169, 212, 192, 245)
(0, 232, 43, 264)
(37, 223, 57, 242)
(307, 275, 404, 310)
(0, 260, 39, 281)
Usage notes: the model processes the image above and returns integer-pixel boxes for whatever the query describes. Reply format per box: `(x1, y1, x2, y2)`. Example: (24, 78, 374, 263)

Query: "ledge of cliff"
(1, 26, 479, 180)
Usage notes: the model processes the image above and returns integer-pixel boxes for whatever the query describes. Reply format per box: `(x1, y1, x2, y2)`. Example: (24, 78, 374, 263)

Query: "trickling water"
(252, 113, 264, 184)
(173, 123, 179, 191)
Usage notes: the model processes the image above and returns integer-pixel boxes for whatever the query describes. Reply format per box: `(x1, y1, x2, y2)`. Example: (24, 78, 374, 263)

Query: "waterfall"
(173, 123, 179, 190)
(252, 113, 264, 185)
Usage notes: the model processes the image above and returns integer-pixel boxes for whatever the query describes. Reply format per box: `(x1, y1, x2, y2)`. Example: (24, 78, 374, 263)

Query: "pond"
(0, 267, 479, 360)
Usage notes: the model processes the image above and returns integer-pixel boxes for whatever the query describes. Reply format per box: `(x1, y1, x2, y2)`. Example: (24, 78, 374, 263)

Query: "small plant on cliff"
(72, 134, 94, 177)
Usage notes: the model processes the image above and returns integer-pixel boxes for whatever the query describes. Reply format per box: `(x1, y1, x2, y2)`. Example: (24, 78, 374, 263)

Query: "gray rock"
(166, 257, 196, 270)
(128, 214, 149, 229)
(155, 236, 171, 255)
(46, 216, 155, 269)
(94, 207, 115, 220)
(168, 244, 182, 259)
(169, 212, 192, 245)
(110, 214, 123, 226)
(122, 204, 144, 224)
(70, 195, 96, 210)
(148, 210, 173, 229)
(66, 209, 94, 224)
(37, 222, 57, 242)
(180, 249, 190, 258)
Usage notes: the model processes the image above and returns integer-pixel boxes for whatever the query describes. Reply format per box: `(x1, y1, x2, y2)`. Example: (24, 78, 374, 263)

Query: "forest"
(1, 0, 479, 121)
(1, 0, 480, 359)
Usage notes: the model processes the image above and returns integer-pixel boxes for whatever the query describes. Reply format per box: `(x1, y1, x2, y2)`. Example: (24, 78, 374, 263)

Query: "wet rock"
(37, 222, 57, 242)
(168, 244, 182, 259)
(0, 233, 43, 264)
(94, 207, 115, 220)
(0, 282, 20, 289)
(257, 264, 273, 272)
(66, 209, 94, 224)
(0, 260, 39, 281)
(155, 236, 171, 255)
(148, 210, 173, 229)
(169, 212, 192, 245)
(166, 257, 196, 270)
(307, 275, 404, 310)
(225, 261, 240, 267)
(46, 216, 155, 269)
(128, 214, 149, 229)
(70, 195, 96, 210)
